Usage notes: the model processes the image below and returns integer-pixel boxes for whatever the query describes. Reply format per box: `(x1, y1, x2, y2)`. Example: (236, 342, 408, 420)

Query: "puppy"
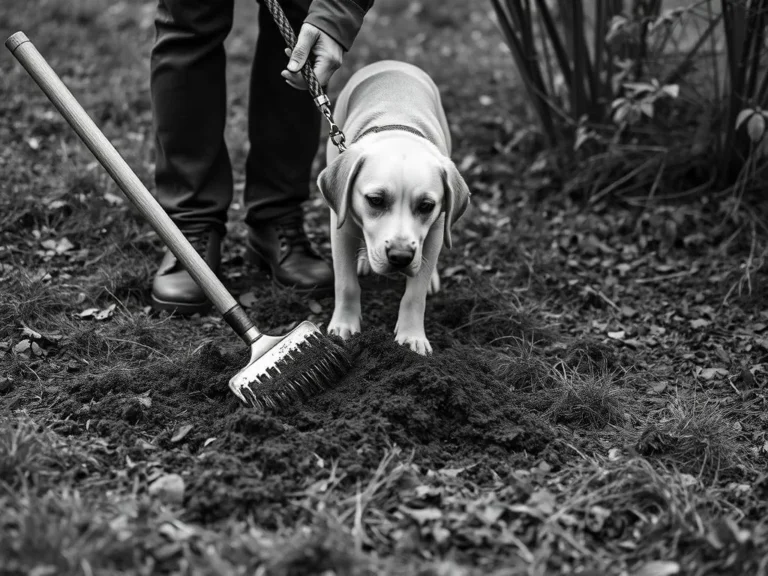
(317, 60, 470, 355)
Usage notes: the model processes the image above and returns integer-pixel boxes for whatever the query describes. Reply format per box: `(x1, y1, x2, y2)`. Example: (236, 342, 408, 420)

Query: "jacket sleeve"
(304, 0, 374, 51)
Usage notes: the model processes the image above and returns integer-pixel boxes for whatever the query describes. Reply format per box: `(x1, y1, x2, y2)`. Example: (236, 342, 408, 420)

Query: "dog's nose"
(386, 248, 415, 269)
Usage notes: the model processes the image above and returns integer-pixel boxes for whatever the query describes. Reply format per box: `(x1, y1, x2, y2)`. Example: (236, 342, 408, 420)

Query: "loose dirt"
(49, 325, 553, 527)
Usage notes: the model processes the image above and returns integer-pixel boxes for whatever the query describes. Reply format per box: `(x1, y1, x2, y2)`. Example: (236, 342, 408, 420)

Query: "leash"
(262, 0, 348, 152)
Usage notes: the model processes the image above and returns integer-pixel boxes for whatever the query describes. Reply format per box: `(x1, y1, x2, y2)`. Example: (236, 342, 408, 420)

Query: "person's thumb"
(287, 25, 319, 72)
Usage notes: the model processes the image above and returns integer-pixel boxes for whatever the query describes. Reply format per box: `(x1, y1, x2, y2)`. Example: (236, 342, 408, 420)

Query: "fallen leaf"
(479, 505, 505, 524)
(95, 304, 117, 321)
(28, 566, 57, 576)
(203, 437, 217, 447)
(136, 395, 152, 408)
(458, 153, 476, 172)
(79, 308, 100, 319)
(103, 192, 124, 206)
(158, 520, 197, 542)
(47, 200, 68, 210)
(21, 326, 42, 340)
(632, 560, 680, 576)
(239, 291, 258, 308)
(171, 424, 194, 443)
(527, 489, 556, 515)
(443, 265, 466, 278)
(651, 381, 667, 393)
(13, 340, 31, 355)
(307, 300, 323, 314)
(608, 330, 626, 340)
(55, 237, 74, 254)
(149, 474, 185, 505)
(620, 305, 638, 318)
(690, 318, 711, 329)
(697, 367, 728, 381)
(399, 506, 442, 523)
(437, 466, 470, 477)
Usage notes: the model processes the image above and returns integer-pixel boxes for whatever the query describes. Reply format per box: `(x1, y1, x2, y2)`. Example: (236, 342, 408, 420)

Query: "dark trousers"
(150, 0, 320, 236)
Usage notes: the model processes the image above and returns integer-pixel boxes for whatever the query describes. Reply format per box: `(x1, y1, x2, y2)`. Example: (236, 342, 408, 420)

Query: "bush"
(491, 0, 768, 200)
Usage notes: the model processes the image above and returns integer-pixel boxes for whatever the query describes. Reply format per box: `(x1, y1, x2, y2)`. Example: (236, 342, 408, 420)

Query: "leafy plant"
(491, 0, 768, 200)
(489, 0, 672, 144)
(720, 0, 768, 189)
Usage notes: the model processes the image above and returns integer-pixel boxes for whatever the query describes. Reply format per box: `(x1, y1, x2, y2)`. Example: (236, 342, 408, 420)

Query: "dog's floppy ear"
(317, 149, 366, 229)
(440, 160, 471, 249)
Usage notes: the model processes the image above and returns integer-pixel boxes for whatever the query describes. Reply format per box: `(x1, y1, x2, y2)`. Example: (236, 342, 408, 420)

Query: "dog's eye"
(418, 201, 435, 214)
(366, 195, 385, 208)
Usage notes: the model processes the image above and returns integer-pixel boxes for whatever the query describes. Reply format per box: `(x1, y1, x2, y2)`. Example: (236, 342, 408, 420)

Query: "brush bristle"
(240, 333, 351, 411)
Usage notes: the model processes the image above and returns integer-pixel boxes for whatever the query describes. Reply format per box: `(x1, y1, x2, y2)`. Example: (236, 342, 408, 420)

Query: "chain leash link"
(263, 0, 348, 153)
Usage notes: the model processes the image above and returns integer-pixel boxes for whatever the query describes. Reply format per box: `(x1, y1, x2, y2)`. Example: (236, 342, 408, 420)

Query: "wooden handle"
(5, 32, 245, 323)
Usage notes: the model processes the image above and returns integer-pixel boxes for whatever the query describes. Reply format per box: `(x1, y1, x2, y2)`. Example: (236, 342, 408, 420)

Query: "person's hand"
(281, 23, 343, 91)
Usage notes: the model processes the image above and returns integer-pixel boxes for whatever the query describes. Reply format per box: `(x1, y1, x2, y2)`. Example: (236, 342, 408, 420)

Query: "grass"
(2, 0, 768, 573)
(542, 365, 629, 428)
(0, 414, 55, 488)
(0, 489, 136, 575)
(635, 395, 749, 479)
(542, 455, 761, 574)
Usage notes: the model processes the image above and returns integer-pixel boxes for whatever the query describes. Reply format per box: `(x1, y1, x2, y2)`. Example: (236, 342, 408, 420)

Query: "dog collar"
(352, 124, 427, 144)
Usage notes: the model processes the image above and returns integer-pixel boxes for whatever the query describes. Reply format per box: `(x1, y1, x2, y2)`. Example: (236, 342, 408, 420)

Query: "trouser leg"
(150, 0, 235, 236)
(244, 0, 321, 224)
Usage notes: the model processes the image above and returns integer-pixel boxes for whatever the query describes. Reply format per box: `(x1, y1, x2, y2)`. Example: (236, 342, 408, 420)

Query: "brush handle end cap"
(6, 32, 30, 53)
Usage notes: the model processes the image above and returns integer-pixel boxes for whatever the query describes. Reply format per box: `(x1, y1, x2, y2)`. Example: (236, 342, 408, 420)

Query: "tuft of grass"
(539, 363, 629, 429)
(0, 489, 136, 575)
(546, 454, 765, 574)
(265, 517, 373, 576)
(564, 338, 620, 376)
(491, 338, 553, 392)
(0, 276, 75, 340)
(441, 292, 554, 347)
(635, 396, 747, 479)
(0, 414, 54, 488)
(491, 337, 631, 428)
(545, 367, 628, 428)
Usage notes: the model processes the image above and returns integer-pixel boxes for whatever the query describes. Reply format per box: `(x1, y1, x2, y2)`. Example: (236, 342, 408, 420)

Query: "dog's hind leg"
(427, 268, 440, 296)
(357, 244, 372, 277)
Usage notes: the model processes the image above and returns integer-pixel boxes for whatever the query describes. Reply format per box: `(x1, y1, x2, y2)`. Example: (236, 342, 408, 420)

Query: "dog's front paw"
(394, 326, 433, 355)
(328, 311, 361, 340)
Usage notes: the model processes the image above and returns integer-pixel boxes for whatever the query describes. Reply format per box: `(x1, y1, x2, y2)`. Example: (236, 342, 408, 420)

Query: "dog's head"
(317, 135, 470, 277)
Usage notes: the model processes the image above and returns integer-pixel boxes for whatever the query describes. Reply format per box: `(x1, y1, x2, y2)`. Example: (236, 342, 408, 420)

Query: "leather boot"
(245, 213, 333, 293)
(151, 229, 221, 315)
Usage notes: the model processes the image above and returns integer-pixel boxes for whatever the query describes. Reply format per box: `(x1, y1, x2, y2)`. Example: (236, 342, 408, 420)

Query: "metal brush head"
(228, 321, 351, 411)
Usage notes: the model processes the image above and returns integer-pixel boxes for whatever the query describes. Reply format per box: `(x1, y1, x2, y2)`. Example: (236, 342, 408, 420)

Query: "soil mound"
(50, 329, 552, 525)
(297, 328, 550, 462)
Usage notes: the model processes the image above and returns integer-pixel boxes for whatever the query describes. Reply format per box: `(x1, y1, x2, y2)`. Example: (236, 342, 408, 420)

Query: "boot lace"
(275, 213, 313, 252)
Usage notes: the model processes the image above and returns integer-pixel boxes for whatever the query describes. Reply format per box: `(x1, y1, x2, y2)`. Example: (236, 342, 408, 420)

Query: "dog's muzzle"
(386, 247, 415, 269)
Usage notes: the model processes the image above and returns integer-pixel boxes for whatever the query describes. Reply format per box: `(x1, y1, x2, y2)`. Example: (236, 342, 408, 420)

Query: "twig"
(636, 268, 699, 284)
(584, 286, 620, 310)
(589, 157, 660, 204)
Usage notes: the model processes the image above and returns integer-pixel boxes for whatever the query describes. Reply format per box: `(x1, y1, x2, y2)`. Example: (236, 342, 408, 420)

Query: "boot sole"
(244, 242, 333, 297)
(151, 293, 212, 316)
